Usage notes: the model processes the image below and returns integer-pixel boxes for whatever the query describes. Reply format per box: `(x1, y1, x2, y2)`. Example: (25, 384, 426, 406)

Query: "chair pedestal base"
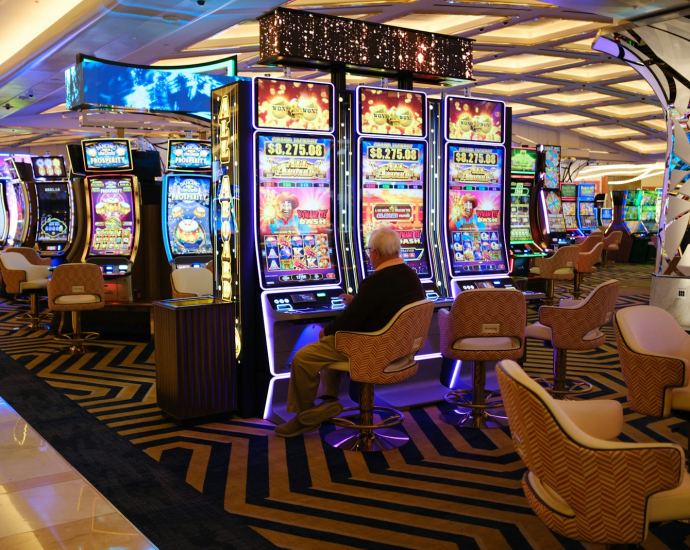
(54, 312, 99, 356)
(440, 361, 507, 429)
(570, 271, 585, 299)
(14, 292, 49, 331)
(536, 349, 593, 399)
(542, 279, 556, 304)
(328, 383, 408, 453)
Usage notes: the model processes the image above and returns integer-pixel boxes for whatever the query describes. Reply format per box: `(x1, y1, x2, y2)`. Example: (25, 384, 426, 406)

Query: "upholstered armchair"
(602, 231, 623, 267)
(572, 242, 603, 298)
(170, 267, 213, 298)
(529, 245, 580, 303)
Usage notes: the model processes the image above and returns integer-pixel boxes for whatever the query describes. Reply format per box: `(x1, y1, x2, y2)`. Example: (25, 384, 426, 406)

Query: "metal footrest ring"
(534, 376, 593, 399)
(327, 405, 408, 452)
(331, 405, 404, 430)
(440, 389, 507, 429)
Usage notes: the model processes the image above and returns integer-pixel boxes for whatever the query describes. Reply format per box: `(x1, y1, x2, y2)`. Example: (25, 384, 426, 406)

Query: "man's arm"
(323, 278, 380, 336)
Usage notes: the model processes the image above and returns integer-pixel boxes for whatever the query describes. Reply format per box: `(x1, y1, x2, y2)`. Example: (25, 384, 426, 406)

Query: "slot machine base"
(104, 276, 134, 302)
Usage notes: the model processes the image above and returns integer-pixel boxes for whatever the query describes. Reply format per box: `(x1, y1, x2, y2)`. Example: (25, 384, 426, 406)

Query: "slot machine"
(639, 189, 659, 234)
(81, 138, 141, 302)
(537, 145, 567, 248)
(576, 182, 597, 234)
(30, 155, 75, 260)
(622, 189, 645, 235)
(248, 77, 349, 422)
(162, 139, 213, 269)
(599, 207, 613, 231)
(440, 95, 513, 295)
(654, 188, 663, 231)
(560, 182, 582, 238)
(3, 158, 37, 248)
(509, 146, 545, 274)
(352, 85, 452, 407)
(0, 162, 11, 246)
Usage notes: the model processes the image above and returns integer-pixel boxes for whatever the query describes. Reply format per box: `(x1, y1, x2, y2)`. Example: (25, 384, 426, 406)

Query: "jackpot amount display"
(360, 140, 429, 277)
(257, 134, 338, 287)
(88, 178, 135, 256)
(447, 144, 506, 274)
(166, 176, 212, 256)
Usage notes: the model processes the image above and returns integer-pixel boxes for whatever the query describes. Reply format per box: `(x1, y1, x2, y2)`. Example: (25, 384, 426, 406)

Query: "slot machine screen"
(31, 157, 66, 180)
(167, 140, 211, 172)
(511, 148, 536, 175)
(579, 202, 595, 218)
(445, 96, 504, 143)
(561, 184, 577, 199)
(562, 201, 578, 229)
(359, 139, 429, 277)
(165, 175, 212, 257)
(87, 176, 136, 256)
(544, 190, 566, 232)
(544, 146, 561, 189)
(36, 182, 70, 242)
(256, 133, 339, 288)
(6, 181, 26, 244)
(358, 87, 426, 138)
(82, 139, 133, 172)
(255, 78, 333, 133)
(579, 183, 596, 200)
(510, 179, 532, 242)
(601, 208, 612, 223)
(446, 144, 506, 275)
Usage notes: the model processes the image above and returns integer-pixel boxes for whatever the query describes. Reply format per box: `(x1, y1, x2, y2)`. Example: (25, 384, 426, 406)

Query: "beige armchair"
(497, 359, 690, 546)
(170, 267, 213, 298)
(572, 242, 603, 298)
(325, 300, 434, 452)
(529, 245, 579, 303)
(0, 252, 51, 330)
(4, 247, 52, 266)
(602, 231, 623, 267)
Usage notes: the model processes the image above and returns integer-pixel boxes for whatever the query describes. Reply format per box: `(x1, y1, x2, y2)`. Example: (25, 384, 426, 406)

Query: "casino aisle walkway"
(0, 396, 156, 549)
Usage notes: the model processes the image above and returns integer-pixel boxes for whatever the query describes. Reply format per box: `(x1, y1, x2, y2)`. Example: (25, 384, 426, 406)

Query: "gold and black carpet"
(0, 264, 688, 549)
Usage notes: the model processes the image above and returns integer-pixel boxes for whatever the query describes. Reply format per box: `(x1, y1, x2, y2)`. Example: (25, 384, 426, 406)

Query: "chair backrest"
(4, 247, 51, 266)
(577, 242, 603, 272)
(48, 263, 105, 307)
(603, 231, 623, 246)
(171, 267, 213, 298)
(539, 279, 619, 349)
(579, 233, 603, 254)
(440, 288, 526, 360)
(614, 306, 689, 417)
(496, 359, 684, 545)
(0, 252, 30, 271)
(0, 252, 30, 294)
(335, 299, 434, 385)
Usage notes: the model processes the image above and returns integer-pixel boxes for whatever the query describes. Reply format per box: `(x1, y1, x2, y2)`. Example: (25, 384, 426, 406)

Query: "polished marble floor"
(0, 397, 156, 549)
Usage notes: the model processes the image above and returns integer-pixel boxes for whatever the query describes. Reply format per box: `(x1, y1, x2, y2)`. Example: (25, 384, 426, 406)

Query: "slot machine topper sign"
(357, 87, 426, 137)
(445, 97, 504, 143)
(255, 78, 333, 133)
(83, 139, 132, 172)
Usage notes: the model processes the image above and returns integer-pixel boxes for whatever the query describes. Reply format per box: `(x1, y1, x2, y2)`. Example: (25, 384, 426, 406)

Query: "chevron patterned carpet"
(1, 263, 689, 549)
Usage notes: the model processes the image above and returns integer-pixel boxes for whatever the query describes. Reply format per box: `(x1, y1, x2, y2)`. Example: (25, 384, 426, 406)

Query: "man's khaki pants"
(287, 335, 348, 413)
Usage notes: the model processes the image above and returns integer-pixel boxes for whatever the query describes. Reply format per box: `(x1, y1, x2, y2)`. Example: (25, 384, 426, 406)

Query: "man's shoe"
(275, 416, 321, 438)
(297, 401, 343, 426)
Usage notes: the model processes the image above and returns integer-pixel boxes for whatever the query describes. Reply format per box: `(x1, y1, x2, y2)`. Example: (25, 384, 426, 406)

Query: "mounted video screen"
(358, 87, 426, 138)
(359, 139, 429, 277)
(510, 179, 532, 242)
(87, 176, 136, 256)
(445, 96, 504, 143)
(255, 78, 333, 133)
(256, 133, 339, 288)
(544, 190, 566, 232)
(82, 139, 133, 172)
(579, 202, 597, 229)
(561, 184, 577, 199)
(562, 201, 578, 230)
(578, 183, 596, 200)
(165, 175, 212, 257)
(31, 157, 66, 180)
(36, 182, 70, 242)
(446, 144, 507, 275)
(601, 208, 612, 223)
(544, 146, 561, 189)
(167, 140, 211, 172)
(511, 148, 536, 175)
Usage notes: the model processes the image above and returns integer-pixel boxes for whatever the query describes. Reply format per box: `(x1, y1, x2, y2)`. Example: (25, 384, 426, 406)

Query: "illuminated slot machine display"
(31, 156, 74, 259)
(162, 139, 213, 269)
(0, 161, 11, 246)
(560, 183, 582, 237)
(538, 145, 567, 247)
(639, 189, 660, 234)
(81, 138, 140, 301)
(599, 207, 613, 230)
(441, 96, 514, 296)
(655, 188, 664, 229)
(250, 77, 347, 422)
(576, 182, 597, 234)
(3, 157, 37, 248)
(622, 189, 645, 235)
(509, 147, 542, 258)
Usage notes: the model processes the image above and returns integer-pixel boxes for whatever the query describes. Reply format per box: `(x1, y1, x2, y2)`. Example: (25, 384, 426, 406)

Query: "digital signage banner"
(255, 78, 333, 133)
(256, 134, 338, 287)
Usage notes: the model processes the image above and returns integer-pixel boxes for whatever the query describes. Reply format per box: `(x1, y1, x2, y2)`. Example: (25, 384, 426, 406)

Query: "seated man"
(275, 226, 425, 437)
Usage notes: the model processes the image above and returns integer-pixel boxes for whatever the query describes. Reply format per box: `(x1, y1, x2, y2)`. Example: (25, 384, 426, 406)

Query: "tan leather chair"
(496, 359, 690, 546)
(572, 242, 603, 299)
(577, 233, 603, 254)
(0, 252, 50, 330)
(48, 263, 105, 355)
(4, 247, 51, 266)
(325, 300, 434, 452)
(170, 267, 213, 298)
(602, 231, 623, 267)
(529, 245, 579, 303)
(525, 279, 619, 398)
(614, 306, 690, 454)
(438, 289, 526, 429)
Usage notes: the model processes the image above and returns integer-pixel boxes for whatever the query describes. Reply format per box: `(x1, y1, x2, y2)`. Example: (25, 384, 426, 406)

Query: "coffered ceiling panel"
(572, 125, 644, 139)
(473, 18, 601, 46)
(520, 112, 600, 126)
(474, 54, 581, 74)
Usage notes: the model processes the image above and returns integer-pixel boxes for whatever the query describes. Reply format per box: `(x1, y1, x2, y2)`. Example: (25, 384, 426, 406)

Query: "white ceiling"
(0, 0, 684, 160)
